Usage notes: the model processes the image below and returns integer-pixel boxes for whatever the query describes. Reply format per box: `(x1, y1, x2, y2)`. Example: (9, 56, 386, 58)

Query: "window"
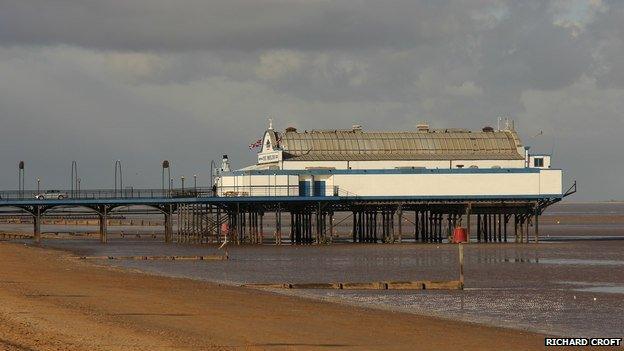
(534, 158, 544, 167)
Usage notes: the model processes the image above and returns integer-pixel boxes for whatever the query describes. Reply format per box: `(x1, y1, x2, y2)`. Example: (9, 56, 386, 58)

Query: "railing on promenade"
(216, 185, 356, 197)
(0, 188, 213, 200)
(0, 185, 357, 201)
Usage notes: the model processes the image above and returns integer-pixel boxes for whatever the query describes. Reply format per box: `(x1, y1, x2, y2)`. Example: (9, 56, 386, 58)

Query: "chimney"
(417, 123, 429, 132)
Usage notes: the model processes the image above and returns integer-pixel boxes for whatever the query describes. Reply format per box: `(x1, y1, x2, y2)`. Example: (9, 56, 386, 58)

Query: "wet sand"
(0, 242, 563, 351)
(39, 239, 624, 338)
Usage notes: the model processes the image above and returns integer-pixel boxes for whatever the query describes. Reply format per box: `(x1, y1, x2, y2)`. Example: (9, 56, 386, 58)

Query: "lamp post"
(114, 160, 123, 197)
(162, 160, 170, 196)
(37, 178, 40, 193)
(181, 176, 185, 192)
(210, 160, 216, 185)
(193, 174, 197, 192)
(71, 161, 78, 198)
(18, 161, 24, 199)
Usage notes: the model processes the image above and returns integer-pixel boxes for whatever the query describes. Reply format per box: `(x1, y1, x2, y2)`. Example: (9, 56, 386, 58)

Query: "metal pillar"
(397, 206, 402, 243)
(216, 207, 222, 243)
(33, 206, 41, 244)
(259, 212, 264, 244)
(504, 214, 510, 243)
(276, 204, 282, 245)
(328, 211, 334, 243)
(414, 210, 419, 242)
(476, 214, 481, 243)
(466, 204, 472, 243)
(352, 211, 357, 243)
(164, 205, 173, 243)
(534, 206, 539, 243)
(524, 216, 528, 243)
(99, 205, 108, 244)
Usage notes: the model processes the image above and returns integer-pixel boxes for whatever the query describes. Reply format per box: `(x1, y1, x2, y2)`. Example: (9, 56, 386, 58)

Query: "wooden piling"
(458, 243, 464, 287)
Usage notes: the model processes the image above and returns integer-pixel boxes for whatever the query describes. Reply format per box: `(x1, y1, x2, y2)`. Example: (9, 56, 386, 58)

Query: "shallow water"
(38, 238, 624, 338)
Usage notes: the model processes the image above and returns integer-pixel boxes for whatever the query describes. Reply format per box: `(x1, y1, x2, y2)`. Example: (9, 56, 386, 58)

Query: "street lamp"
(18, 161, 24, 198)
(162, 160, 170, 195)
(181, 176, 185, 192)
(193, 174, 197, 192)
(71, 160, 78, 198)
(114, 160, 123, 197)
(37, 178, 40, 193)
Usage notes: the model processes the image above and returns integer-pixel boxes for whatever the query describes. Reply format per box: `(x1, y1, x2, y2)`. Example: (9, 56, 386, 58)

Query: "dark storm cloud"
(0, 0, 473, 51)
(0, 0, 623, 200)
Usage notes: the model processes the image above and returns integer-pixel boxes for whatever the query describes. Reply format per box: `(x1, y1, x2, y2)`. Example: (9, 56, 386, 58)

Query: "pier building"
(217, 123, 559, 199)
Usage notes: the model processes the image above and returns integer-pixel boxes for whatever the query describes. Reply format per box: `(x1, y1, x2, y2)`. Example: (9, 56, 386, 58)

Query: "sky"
(0, 0, 622, 200)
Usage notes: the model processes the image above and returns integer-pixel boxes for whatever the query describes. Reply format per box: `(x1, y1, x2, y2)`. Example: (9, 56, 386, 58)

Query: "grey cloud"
(0, 0, 476, 52)
(0, 1, 623, 200)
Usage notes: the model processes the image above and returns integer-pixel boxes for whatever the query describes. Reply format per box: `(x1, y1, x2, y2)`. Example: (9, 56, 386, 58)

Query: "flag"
(249, 139, 262, 150)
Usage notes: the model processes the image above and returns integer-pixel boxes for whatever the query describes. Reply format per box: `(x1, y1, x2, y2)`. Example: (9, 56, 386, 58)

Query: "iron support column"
(534, 205, 540, 243)
(99, 205, 108, 244)
(33, 206, 41, 244)
(164, 205, 173, 243)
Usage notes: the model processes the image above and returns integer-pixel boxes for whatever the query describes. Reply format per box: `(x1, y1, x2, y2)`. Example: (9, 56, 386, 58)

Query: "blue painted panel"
(298, 181, 311, 197)
(313, 181, 326, 197)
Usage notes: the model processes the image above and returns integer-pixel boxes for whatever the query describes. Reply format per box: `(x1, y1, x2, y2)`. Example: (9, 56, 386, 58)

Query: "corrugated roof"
(279, 129, 524, 161)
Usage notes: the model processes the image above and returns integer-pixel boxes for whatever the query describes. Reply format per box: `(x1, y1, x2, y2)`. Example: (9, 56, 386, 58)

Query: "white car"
(35, 190, 68, 200)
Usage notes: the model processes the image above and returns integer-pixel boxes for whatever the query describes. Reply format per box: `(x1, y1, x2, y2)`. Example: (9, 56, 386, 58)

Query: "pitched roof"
(278, 128, 524, 161)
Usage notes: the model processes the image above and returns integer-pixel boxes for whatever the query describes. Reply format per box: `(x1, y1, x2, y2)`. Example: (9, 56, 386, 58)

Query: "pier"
(0, 182, 576, 245)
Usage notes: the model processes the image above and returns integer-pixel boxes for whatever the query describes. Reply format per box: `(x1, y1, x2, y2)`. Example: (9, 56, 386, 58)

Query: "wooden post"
(459, 243, 465, 288)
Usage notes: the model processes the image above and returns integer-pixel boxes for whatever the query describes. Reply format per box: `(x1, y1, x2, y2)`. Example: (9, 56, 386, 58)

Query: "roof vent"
(417, 124, 430, 132)
(285, 127, 297, 133)
(482, 126, 494, 132)
(352, 124, 363, 131)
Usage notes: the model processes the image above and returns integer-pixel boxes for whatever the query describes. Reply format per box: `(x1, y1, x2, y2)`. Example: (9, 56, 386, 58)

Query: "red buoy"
(453, 227, 468, 243)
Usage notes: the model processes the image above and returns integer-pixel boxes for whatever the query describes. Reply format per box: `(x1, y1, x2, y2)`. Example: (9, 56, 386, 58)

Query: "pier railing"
(216, 185, 357, 197)
(0, 185, 357, 200)
(0, 188, 213, 200)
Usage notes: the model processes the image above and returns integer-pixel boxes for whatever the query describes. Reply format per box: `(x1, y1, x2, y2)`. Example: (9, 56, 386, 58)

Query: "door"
(298, 181, 310, 196)
(313, 181, 326, 197)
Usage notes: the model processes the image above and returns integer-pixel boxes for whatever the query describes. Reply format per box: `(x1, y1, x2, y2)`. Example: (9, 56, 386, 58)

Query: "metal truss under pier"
(0, 184, 576, 245)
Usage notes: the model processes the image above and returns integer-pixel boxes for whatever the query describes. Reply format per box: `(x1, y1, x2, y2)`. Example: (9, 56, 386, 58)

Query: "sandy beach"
(0, 242, 562, 351)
